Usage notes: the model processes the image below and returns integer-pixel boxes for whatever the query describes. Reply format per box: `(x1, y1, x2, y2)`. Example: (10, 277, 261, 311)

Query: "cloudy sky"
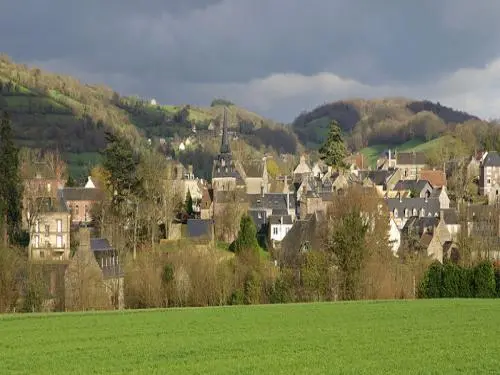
(1, 0, 500, 122)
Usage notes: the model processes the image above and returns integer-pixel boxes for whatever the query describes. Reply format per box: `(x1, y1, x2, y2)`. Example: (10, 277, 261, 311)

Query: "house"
(248, 209, 268, 245)
(359, 169, 401, 196)
(388, 218, 401, 256)
(376, 149, 397, 170)
(269, 214, 293, 242)
(241, 158, 269, 195)
(400, 216, 451, 262)
(64, 227, 114, 311)
(391, 180, 433, 199)
(293, 155, 312, 183)
(386, 197, 441, 229)
(479, 151, 500, 197)
(199, 188, 214, 220)
(248, 192, 296, 220)
(441, 208, 460, 240)
(61, 177, 104, 225)
(90, 237, 124, 309)
(344, 153, 366, 172)
(395, 151, 427, 180)
(419, 169, 447, 188)
(29, 192, 71, 261)
(430, 187, 450, 209)
(276, 211, 325, 267)
(311, 160, 329, 179)
(467, 151, 486, 180)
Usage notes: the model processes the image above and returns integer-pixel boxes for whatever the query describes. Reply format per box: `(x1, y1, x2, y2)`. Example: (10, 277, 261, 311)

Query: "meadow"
(1, 299, 500, 374)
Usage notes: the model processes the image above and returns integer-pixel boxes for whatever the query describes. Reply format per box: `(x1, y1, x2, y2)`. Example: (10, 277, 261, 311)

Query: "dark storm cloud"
(1, 0, 500, 120)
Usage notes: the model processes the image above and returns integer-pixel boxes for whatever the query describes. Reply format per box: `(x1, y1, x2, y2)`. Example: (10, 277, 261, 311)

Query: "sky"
(1, 0, 500, 123)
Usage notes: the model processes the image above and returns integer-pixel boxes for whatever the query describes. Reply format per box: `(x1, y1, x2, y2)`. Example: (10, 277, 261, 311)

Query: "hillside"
(292, 97, 480, 150)
(2, 300, 499, 374)
(0, 55, 299, 180)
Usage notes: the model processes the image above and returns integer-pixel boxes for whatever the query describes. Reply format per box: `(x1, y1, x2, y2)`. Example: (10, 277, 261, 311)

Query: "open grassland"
(1, 300, 500, 374)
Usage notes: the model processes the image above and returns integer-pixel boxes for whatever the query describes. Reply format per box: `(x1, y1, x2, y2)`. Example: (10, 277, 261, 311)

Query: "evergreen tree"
(65, 175, 76, 187)
(185, 189, 193, 216)
(0, 111, 22, 245)
(101, 131, 141, 207)
(233, 214, 259, 255)
(319, 120, 347, 169)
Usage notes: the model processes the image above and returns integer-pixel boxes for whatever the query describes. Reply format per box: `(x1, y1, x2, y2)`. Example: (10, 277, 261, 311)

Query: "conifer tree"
(233, 214, 259, 255)
(185, 189, 193, 216)
(0, 111, 22, 245)
(319, 120, 347, 169)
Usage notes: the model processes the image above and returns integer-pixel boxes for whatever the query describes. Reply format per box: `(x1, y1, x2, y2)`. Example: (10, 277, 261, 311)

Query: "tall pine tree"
(185, 189, 194, 217)
(102, 131, 141, 207)
(0, 111, 22, 246)
(318, 120, 347, 169)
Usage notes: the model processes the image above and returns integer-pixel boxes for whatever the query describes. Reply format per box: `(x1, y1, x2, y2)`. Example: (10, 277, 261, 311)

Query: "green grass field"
(1, 300, 499, 374)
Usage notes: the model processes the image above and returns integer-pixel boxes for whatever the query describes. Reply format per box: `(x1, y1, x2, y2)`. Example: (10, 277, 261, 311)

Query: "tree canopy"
(318, 120, 347, 169)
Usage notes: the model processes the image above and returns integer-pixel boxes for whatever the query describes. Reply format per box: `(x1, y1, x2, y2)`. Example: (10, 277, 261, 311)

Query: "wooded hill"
(0, 55, 299, 179)
(293, 98, 481, 150)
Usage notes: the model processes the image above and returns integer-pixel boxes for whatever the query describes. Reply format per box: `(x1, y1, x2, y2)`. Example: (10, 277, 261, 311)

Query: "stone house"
(241, 158, 269, 195)
(29, 192, 71, 261)
(391, 180, 433, 199)
(61, 177, 104, 225)
(386, 197, 441, 230)
(400, 216, 451, 262)
(359, 169, 401, 196)
(65, 228, 123, 311)
(293, 155, 312, 183)
(479, 151, 500, 197)
(199, 188, 214, 220)
(269, 214, 293, 242)
(395, 151, 427, 180)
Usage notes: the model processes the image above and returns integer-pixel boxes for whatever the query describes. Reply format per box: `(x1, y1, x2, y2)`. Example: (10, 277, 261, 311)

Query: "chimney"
(283, 175, 288, 193)
(261, 184, 264, 197)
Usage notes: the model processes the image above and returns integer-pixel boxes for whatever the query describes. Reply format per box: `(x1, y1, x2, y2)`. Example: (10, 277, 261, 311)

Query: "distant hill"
(0, 55, 299, 180)
(292, 98, 480, 150)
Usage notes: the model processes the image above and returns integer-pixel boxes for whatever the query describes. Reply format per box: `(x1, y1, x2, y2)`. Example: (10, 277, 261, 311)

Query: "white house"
(269, 215, 293, 242)
(388, 218, 401, 256)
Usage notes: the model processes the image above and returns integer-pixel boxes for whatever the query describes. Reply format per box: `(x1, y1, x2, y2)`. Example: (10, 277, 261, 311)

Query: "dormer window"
(420, 208, 425, 217)
(412, 208, 417, 216)
(393, 209, 398, 218)
(404, 208, 409, 218)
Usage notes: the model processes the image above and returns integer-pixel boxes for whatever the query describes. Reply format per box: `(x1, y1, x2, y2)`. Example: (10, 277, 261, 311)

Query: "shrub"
(441, 262, 461, 298)
(458, 267, 474, 298)
(244, 270, 262, 305)
(418, 261, 443, 298)
(473, 261, 496, 298)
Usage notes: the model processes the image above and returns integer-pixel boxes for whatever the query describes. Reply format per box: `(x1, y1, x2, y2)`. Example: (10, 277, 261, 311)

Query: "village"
(18, 107, 500, 311)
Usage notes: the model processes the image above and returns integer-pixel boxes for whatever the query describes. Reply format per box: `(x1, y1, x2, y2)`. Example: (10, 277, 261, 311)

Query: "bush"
(418, 261, 442, 298)
(244, 270, 262, 305)
(495, 267, 500, 298)
(441, 262, 461, 298)
(473, 261, 496, 298)
(269, 275, 294, 304)
(230, 289, 245, 305)
(458, 267, 474, 298)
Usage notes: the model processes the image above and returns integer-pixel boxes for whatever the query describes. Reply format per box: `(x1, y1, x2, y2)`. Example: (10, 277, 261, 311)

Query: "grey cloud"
(1, 0, 500, 121)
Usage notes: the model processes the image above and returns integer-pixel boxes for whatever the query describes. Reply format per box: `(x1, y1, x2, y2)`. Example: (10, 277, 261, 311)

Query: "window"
(412, 208, 417, 216)
(257, 212, 262, 219)
(47, 183, 51, 193)
(420, 208, 425, 217)
(84, 205, 89, 220)
(56, 219, 62, 233)
(35, 220, 40, 233)
(404, 208, 409, 218)
(34, 235, 39, 248)
(45, 225, 50, 236)
(488, 179, 491, 184)
(56, 235, 63, 248)
(75, 205, 79, 215)
(273, 227, 278, 235)
(39, 251, 45, 258)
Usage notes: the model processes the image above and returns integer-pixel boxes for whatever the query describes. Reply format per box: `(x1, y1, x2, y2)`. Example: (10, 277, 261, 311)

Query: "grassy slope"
(360, 136, 452, 168)
(1, 300, 499, 374)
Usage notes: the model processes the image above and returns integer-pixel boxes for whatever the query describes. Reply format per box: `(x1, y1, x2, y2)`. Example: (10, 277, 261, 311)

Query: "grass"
(1, 300, 499, 374)
(360, 136, 451, 168)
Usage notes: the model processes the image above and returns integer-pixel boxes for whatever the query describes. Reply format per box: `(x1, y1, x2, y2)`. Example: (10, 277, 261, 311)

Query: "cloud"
(1, 0, 500, 121)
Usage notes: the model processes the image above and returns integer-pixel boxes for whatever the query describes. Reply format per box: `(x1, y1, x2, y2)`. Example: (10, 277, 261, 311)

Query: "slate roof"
(269, 215, 293, 225)
(90, 238, 113, 252)
(38, 190, 70, 213)
(248, 209, 267, 232)
(61, 187, 104, 202)
(396, 152, 427, 165)
(358, 170, 393, 186)
(248, 193, 296, 211)
(386, 197, 441, 217)
(482, 151, 500, 167)
(187, 219, 213, 239)
(212, 155, 244, 181)
(213, 190, 247, 204)
(241, 160, 265, 178)
(419, 170, 447, 187)
(394, 180, 432, 192)
(402, 216, 440, 236)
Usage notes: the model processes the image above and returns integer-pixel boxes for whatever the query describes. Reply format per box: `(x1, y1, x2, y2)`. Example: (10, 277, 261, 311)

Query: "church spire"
(220, 106, 230, 154)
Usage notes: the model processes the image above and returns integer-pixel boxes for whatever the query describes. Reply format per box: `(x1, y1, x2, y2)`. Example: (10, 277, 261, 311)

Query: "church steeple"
(220, 106, 231, 154)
